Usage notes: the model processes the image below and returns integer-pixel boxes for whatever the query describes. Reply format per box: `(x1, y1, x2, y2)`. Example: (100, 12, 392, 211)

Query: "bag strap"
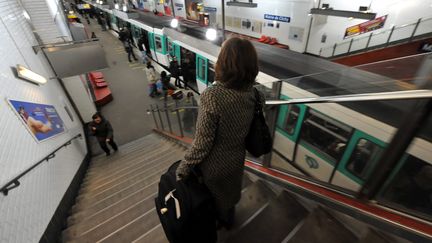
(253, 87, 263, 112)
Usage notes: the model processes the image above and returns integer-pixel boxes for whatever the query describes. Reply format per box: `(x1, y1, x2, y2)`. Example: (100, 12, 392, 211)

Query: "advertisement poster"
(185, 0, 202, 21)
(8, 99, 65, 142)
(344, 15, 387, 39)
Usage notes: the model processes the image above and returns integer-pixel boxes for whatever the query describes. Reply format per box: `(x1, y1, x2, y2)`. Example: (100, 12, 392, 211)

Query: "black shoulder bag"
(245, 88, 273, 157)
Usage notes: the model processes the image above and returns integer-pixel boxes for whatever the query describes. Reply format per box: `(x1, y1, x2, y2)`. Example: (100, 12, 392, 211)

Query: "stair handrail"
(265, 89, 432, 106)
(0, 133, 82, 196)
(319, 16, 432, 57)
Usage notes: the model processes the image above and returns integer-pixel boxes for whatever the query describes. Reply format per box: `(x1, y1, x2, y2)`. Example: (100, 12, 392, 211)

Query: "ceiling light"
(206, 28, 217, 41)
(170, 19, 179, 28)
(115, 3, 119, 9)
(122, 5, 127, 12)
(16, 65, 47, 85)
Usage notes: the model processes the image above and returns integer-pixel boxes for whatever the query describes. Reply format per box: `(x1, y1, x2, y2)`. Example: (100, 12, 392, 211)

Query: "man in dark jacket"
(89, 113, 118, 156)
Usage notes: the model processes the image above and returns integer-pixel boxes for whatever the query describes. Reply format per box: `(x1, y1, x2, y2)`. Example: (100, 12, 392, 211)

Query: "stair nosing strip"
(280, 217, 307, 243)
(131, 223, 162, 243)
(238, 202, 270, 230)
(76, 192, 157, 237)
(96, 208, 157, 243)
(75, 162, 170, 208)
(76, 180, 159, 223)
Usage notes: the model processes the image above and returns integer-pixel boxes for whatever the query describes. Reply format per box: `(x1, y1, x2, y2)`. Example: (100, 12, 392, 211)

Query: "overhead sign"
(344, 15, 387, 39)
(8, 99, 65, 142)
(264, 14, 290, 23)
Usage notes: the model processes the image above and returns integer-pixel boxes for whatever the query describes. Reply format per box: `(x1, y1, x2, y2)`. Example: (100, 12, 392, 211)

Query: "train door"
(196, 54, 208, 94)
(148, 32, 157, 61)
(131, 24, 141, 45)
(154, 33, 169, 66)
(168, 40, 181, 61)
(140, 29, 150, 56)
(273, 101, 306, 163)
(331, 131, 385, 191)
(294, 108, 353, 183)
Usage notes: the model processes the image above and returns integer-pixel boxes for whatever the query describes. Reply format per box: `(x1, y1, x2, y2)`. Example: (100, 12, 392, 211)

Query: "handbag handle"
(253, 88, 263, 114)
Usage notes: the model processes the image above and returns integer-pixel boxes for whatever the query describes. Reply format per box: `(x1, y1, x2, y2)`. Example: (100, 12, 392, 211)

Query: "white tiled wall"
(0, 0, 87, 242)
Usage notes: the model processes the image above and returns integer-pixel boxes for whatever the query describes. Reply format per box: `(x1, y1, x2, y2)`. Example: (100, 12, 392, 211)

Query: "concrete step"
(89, 134, 164, 165)
(76, 150, 179, 201)
(287, 207, 357, 243)
(80, 145, 174, 192)
(71, 157, 175, 212)
(83, 142, 171, 180)
(132, 224, 168, 243)
(225, 191, 308, 243)
(97, 208, 160, 242)
(64, 191, 156, 242)
(68, 179, 159, 226)
(234, 180, 276, 230)
(358, 229, 392, 243)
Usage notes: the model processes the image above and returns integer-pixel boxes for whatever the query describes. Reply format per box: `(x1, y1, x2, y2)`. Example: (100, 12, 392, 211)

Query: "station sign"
(204, 7, 217, 12)
(264, 14, 290, 23)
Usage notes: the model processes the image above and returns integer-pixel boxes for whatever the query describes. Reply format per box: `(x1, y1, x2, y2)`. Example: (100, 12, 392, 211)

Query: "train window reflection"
(346, 139, 383, 179)
(198, 58, 206, 80)
(155, 36, 162, 52)
(380, 155, 432, 220)
(284, 105, 300, 135)
(300, 109, 352, 162)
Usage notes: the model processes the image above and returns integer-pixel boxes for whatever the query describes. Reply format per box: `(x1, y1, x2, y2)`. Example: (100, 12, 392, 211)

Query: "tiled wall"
(0, 0, 87, 242)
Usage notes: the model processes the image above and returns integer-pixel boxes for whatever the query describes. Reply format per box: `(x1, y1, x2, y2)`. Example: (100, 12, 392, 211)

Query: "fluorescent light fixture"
(23, 10, 30, 20)
(206, 28, 217, 41)
(115, 3, 119, 9)
(68, 10, 74, 14)
(122, 5, 127, 12)
(16, 65, 47, 85)
(170, 19, 179, 28)
(226, 0, 257, 8)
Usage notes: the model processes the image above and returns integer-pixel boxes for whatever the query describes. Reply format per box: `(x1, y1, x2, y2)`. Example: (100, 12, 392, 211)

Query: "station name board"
(264, 14, 290, 23)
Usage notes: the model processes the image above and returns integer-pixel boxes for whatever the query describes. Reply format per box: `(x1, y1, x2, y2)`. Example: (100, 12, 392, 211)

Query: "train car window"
(198, 58, 206, 80)
(155, 36, 162, 52)
(284, 105, 300, 135)
(208, 61, 215, 84)
(300, 109, 352, 162)
(380, 155, 432, 220)
(346, 139, 383, 179)
(167, 41, 173, 56)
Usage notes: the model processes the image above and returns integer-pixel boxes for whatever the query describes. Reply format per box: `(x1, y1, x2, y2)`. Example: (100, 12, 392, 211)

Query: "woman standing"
(176, 37, 263, 228)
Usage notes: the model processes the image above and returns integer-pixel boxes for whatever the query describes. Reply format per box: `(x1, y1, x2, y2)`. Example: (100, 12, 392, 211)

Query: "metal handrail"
(0, 133, 82, 196)
(265, 90, 432, 106)
(320, 16, 432, 57)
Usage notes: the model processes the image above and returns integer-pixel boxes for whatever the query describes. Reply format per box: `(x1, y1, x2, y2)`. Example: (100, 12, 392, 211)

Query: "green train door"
(196, 54, 208, 94)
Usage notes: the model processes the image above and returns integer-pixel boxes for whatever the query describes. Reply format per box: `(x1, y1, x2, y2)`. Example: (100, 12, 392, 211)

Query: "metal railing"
(0, 134, 82, 196)
(319, 17, 432, 58)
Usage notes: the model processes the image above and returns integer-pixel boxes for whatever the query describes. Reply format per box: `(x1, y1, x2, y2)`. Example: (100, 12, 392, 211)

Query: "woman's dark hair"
(161, 71, 167, 77)
(215, 37, 259, 90)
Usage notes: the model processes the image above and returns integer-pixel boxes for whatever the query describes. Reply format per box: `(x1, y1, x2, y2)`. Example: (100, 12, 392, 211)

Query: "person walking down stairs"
(89, 112, 118, 156)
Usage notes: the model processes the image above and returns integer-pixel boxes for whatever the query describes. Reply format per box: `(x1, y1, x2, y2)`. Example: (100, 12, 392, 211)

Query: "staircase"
(63, 133, 398, 243)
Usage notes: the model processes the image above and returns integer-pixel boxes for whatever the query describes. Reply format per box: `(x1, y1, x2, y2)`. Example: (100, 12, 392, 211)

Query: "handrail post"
(386, 26, 395, 47)
(409, 18, 422, 41)
(156, 104, 165, 130)
(365, 32, 373, 50)
(164, 108, 173, 134)
(174, 100, 185, 137)
(149, 105, 159, 129)
(331, 43, 337, 57)
(347, 38, 354, 54)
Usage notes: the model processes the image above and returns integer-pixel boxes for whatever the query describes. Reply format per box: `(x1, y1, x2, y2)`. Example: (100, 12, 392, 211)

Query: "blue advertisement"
(8, 99, 65, 142)
(264, 14, 290, 23)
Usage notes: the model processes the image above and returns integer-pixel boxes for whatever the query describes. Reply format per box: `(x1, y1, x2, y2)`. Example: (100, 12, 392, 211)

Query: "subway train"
(87, 2, 431, 221)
